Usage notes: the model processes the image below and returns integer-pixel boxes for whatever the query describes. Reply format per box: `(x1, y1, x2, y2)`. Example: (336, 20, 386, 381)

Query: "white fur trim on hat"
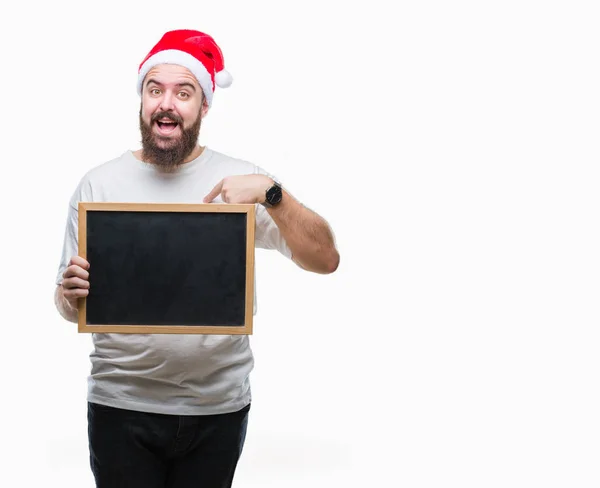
(137, 49, 215, 106)
(215, 69, 233, 88)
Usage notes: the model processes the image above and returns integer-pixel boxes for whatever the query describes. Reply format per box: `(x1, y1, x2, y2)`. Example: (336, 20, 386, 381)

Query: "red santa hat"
(137, 29, 232, 107)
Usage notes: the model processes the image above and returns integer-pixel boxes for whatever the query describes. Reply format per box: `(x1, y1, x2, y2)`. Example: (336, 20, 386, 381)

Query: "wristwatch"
(262, 181, 283, 208)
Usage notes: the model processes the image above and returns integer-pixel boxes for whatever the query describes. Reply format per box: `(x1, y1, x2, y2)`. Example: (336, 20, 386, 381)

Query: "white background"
(1, 0, 599, 487)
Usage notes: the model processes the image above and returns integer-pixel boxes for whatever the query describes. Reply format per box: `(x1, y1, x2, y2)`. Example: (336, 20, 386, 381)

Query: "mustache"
(151, 111, 183, 125)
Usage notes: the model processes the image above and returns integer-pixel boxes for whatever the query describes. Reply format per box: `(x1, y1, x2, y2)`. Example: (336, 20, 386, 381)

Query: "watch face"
(266, 185, 283, 205)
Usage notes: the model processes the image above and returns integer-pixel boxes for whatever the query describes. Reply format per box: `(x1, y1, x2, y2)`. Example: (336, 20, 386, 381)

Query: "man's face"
(139, 64, 209, 170)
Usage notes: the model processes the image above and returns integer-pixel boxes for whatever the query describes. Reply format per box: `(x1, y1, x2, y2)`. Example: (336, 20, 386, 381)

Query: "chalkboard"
(77, 202, 255, 334)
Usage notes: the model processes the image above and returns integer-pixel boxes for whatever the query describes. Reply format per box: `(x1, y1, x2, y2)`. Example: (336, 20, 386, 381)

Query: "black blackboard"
(77, 202, 255, 334)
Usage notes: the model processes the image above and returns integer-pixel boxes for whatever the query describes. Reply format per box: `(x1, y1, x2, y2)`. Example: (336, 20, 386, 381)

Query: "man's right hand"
(61, 255, 91, 310)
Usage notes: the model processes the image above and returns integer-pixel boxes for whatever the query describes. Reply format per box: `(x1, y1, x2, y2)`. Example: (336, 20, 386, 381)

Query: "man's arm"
(265, 189, 339, 274)
(204, 174, 340, 274)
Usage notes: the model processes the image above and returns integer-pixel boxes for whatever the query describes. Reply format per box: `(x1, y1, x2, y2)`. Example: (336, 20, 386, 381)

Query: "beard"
(139, 107, 202, 172)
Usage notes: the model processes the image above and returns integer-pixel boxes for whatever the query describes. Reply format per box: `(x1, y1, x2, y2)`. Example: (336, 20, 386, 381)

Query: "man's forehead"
(144, 64, 199, 86)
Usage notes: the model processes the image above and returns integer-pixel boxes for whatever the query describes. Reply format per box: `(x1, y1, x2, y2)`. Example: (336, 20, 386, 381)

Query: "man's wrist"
(261, 180, 283, 208)
(61, 290, 78, 313)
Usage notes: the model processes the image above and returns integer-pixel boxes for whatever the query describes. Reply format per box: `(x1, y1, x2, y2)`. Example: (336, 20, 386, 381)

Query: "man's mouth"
(155, 118, 179, 135)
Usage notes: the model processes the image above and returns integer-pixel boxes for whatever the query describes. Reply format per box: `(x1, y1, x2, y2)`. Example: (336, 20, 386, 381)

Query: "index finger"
(69, 255, 90, 270)
(203, 180, 223, 203)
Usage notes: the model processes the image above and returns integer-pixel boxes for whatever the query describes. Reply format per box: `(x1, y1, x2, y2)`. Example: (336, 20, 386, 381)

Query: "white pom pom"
(215, 69, 233, 88)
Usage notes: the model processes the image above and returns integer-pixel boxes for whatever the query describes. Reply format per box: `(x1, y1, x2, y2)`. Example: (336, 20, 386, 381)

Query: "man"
(54, 29, 339, 488)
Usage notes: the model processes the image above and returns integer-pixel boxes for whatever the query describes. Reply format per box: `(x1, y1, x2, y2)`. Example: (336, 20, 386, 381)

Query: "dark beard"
(139, 108, 202, 172)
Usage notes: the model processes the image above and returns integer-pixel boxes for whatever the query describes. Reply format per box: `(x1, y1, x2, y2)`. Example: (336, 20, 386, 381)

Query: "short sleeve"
(55, 178, 92, 285)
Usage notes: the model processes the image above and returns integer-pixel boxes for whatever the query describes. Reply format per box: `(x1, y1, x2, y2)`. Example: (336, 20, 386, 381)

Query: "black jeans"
(87, 401, 250, 488)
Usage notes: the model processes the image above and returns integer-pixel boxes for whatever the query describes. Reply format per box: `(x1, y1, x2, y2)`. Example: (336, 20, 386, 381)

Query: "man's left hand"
(203, 174, 273, 204)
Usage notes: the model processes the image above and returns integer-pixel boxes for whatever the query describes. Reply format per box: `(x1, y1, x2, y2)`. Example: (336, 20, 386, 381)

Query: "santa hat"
(137, 29, 232, 107)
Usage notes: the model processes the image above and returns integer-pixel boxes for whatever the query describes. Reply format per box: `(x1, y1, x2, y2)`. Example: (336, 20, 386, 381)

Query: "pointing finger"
(203, 180, 223, 203)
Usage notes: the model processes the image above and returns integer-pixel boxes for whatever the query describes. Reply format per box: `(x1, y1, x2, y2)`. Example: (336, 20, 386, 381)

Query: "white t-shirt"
(55, 147, 292, 415)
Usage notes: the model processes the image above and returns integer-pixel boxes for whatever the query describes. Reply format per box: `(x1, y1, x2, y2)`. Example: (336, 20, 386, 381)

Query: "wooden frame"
(77, 202, 255, 335)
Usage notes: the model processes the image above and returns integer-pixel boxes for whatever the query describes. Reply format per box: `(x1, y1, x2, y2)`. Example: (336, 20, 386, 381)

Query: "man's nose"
(159, 92, 176, 111)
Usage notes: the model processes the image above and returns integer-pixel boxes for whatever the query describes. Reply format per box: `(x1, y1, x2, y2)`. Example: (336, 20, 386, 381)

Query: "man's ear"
(201, 96, 210, 118)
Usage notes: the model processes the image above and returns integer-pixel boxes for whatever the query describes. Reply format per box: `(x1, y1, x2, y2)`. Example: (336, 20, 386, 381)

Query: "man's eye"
(179, 92, 189, 99)
(151, 89, 161, 95)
